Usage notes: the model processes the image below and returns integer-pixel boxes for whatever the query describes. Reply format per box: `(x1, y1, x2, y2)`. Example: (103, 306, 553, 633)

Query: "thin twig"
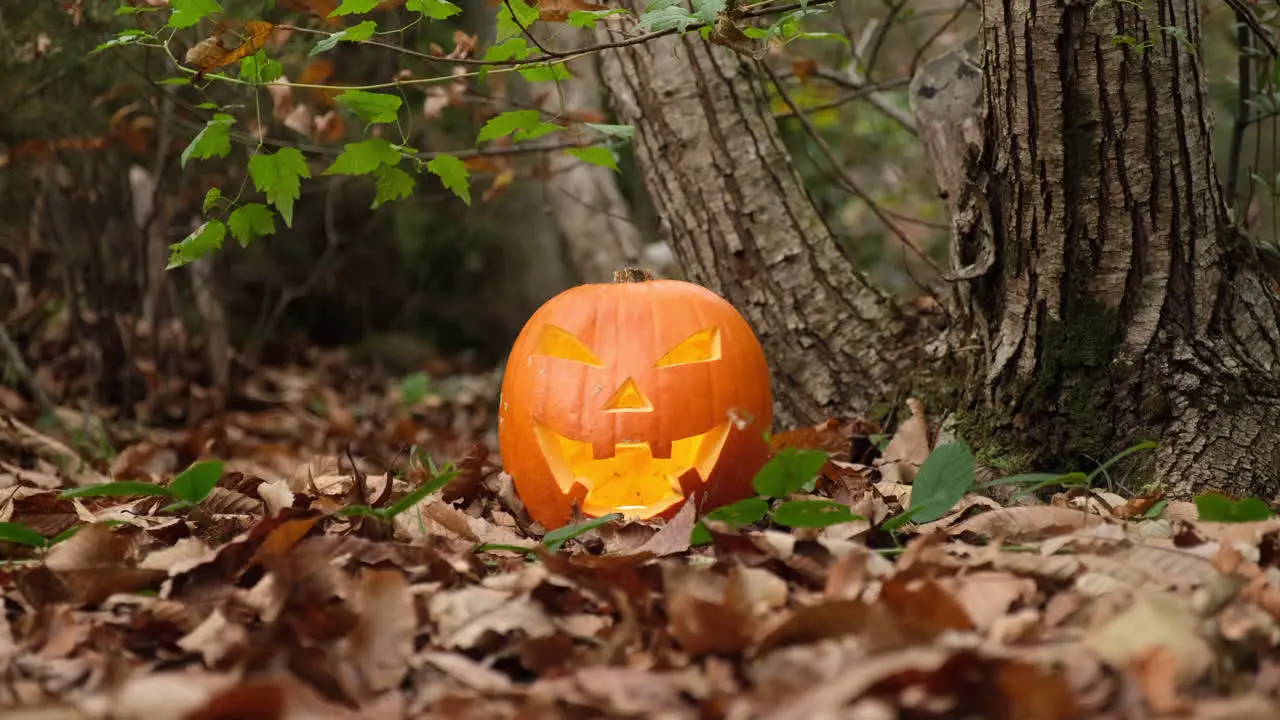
(771, 77, 910, 117)
(759, 61, 944, 281)
(1228, 23, 1252, 208)
(0, 323, 58, 421)
(276, 0, 836, 70)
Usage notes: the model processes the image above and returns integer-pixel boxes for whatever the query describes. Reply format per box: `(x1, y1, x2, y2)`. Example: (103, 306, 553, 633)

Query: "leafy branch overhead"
(92, 0, 842, 269)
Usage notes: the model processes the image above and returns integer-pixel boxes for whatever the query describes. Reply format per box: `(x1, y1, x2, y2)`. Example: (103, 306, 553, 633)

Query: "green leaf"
(227, 203, 276, 247)
(1085, 440, 1158, 484)
(247, 148, 311, 227)
(168, 0, 222, 28)
(333, 505, 381, 518)
(879, 504, 928, 533)
(906, 441, 975, 524)
(0, 522, 49, 548)
(323, 137, 402, 176)
(400, 372, 431, 406)
(707, 496, 770, 526)
(568, 8, 629, 27)
(690, 0, 724, 24)
(542, 513, 624, 552)
(1143, 499, 1169, 519)
(566, 146, 618, 171)
(483, 37, 531, 63)
(310, 20, 377, 56)
(50, 525, 83, 545)
(690, 495, 770, 543)
(239, 51, 283, 84)
(336, 89, 403, 124)
(496, 0, 540, 41)
(373, 165, 416, 208)
(584, 122, 635, 141)
(477, 110, 563, 144)
(427, 154, 471, 205)
(92, 29, 151, 54)
(167, 220, 226, 269)
(752, 447, 829, 498)
(170, 460, 224, 505)
(385, 468, 460, 517)
(60, 481, 175, 499)
(635, 0, 698, 32)
(180, 114, 234, 168)
(202, 187, 223, 214)
(770, 500, 861, 529)
(519, 62, 572, 83)
(1195, 493, 1276, 523)
(408, 0, 463, 19)
(330, 0, 380, 15)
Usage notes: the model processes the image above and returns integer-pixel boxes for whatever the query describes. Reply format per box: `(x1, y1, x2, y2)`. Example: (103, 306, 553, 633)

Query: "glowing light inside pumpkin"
(532, 419, 731, 519)
(533, 324, 605, 366)
(602, 378, 653, 413)
(654, 328, 721, 367)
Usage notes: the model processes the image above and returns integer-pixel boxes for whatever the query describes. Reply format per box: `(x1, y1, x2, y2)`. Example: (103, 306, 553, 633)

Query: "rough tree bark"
(598, 14, 922, 428)
(600, 0, 1280, 496)
(937, 0, 1280, 496)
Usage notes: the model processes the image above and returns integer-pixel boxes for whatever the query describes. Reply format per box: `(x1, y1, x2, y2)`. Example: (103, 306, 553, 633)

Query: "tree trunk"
(597, 0, 1280, 497)
(957, 0, 1280, 495)
(597, 13, 922, 428)
(534, 25, 647, 283)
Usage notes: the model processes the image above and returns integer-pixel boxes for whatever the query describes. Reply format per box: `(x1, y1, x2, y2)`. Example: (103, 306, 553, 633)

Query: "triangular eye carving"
(533, 324, 604, 366)
(654, 328, 721, 368)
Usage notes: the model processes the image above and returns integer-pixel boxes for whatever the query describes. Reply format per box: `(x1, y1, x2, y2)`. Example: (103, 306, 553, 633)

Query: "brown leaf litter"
(5, 356, 1280, 718)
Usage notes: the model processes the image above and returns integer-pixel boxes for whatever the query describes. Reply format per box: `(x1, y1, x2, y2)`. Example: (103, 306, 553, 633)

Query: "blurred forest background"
(1, 0, 1278, 463)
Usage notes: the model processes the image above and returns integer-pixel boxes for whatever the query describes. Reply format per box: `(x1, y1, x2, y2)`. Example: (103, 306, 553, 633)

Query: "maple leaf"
(427, 155, 471, 205)
(330, 0, 382, 15)
(227, 203, 277, 247)
(168, 220, 227, 269)
(310, 20, 377, 55)
(247, 148, 311, 227)
(181, 114, 234, 168)
(323, 137, 402, 175)
(565, 146, 618, 171)
(476, 110, 562, 144)
(335, 89, 402, 124)
(373, 165, 415, 208)
(408, 0, 463, 19)
(169, 0, 223, 29)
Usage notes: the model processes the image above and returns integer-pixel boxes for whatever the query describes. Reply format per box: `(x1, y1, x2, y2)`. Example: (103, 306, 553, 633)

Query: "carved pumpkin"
(498, 268, 773, 529)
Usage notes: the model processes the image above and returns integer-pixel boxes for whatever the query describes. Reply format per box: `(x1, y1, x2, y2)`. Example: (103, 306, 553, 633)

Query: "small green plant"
(691, 446, 866, 544)
(541, 514, 625, 552)
(1194, 493, 1276, 522)
(0, 520, 115, 551)
(59, 459, 225, 512)
(976, 440, 1158, 499)
(334, 450, 459, 523)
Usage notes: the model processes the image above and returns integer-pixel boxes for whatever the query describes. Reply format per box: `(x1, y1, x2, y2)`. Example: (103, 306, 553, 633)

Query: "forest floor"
(3, 334, 1280, 719)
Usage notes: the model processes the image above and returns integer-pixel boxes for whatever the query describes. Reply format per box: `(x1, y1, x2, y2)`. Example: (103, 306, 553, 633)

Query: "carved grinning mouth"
(531, 418, 732, 519)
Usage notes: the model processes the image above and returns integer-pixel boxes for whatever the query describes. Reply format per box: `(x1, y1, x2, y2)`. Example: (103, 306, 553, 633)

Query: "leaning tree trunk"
(534, 25, 647, 283)
(947, 0, 1280, 495)
(597, 13, 921, 427)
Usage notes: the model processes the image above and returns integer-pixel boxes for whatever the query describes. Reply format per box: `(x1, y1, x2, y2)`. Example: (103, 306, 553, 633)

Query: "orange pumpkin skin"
(498, 271, 773, 530)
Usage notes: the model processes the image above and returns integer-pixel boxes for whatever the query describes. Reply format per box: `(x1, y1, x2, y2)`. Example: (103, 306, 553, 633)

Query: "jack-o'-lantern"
(498, 268, 773, 529)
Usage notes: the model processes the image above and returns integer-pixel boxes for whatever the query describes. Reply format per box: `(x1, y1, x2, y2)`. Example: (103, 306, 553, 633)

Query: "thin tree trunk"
(598, 13, 921, 427)
(958, 0, 1280, 495)
(536, 25, 646, 283)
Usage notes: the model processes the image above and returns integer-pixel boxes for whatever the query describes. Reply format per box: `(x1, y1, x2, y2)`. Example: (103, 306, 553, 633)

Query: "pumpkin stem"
(613, 267, 656, 283)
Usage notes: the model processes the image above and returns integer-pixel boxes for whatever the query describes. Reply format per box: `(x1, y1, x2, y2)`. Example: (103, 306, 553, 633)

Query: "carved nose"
(602, 377, 653, 412)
